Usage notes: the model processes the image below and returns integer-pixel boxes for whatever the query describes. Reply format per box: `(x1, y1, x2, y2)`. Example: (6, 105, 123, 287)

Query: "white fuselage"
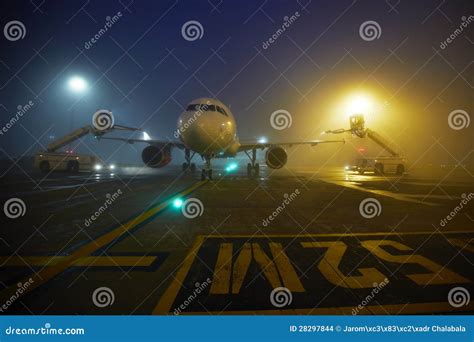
(177, 98, 239, 156)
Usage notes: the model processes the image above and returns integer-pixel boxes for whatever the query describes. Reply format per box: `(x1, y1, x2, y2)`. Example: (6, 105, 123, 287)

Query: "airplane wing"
(237, 139, 345, 152)
(90, 109, 186, 149)
(97, 136, 186, 149)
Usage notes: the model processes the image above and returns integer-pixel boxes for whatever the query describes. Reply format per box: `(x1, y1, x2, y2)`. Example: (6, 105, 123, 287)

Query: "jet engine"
(141, 144, 172, 168)
(265, 146, 287, 169)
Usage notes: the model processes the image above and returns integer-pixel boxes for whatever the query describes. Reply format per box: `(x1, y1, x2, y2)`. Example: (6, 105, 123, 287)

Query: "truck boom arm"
(46, 126, 92, 152)
(45, 121, 142, 152)
(324, 114, 401, 157)
(365, 129, 399, 157)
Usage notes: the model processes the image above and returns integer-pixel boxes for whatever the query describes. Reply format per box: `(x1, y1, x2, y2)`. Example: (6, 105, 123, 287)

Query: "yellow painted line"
(270, 243, 305, 292)
(209, 243, 234, 294)
(180, 301, 474, 315)
(153, 236, 205, 315)
(319, 178, 439, 206)
(232, 243, 252, 294)
(0, 180, 208, 303)
(203, 230, 473, 238)
(0, 256, 157, 267)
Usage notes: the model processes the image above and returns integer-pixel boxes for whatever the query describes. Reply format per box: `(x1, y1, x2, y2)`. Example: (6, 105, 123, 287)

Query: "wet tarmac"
(0, 165, 473, 315)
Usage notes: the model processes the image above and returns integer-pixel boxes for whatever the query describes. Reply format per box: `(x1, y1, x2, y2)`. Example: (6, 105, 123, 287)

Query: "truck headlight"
(109, 164, 115, 170)
(94, 164, 102, 171)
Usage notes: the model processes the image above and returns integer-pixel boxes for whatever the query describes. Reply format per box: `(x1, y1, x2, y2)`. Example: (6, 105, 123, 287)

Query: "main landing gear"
(201, 156, 213, 180)
(182, 148, 196, 172)
(245, 148, 259, 177)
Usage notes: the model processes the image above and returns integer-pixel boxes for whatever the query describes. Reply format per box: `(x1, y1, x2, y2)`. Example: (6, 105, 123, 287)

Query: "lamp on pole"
(67, 76, 88, 152)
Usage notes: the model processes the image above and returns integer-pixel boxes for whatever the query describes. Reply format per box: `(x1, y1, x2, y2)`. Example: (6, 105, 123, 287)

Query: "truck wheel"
(67, 161, 79, 173)
(396, 164, 405, 175)
(374, 163, 384, 175)
(39, 161, 50, 173)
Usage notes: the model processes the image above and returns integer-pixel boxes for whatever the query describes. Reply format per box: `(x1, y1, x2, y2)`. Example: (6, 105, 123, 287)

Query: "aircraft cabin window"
(216, 106, 228, 116)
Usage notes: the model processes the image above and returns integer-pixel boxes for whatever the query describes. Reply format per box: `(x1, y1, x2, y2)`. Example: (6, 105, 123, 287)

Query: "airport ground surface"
(0, 164, 473, 315)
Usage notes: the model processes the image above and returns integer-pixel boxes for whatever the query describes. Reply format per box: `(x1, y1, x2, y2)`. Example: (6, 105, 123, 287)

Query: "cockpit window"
(216, 106, 228, 116)
(186, 104, 216, 112)
(186, 104, 205, 111)
(186, 103, 232, 115)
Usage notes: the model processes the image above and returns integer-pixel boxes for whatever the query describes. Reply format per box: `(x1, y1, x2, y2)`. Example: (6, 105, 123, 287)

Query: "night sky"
(0, 0, 472, 166)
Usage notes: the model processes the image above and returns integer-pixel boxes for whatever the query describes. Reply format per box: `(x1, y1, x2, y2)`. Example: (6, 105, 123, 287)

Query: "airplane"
(97, 97, 344, 180)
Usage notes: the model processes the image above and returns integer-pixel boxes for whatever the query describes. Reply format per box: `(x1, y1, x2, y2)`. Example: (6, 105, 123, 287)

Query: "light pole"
(67, 76, 88, 152)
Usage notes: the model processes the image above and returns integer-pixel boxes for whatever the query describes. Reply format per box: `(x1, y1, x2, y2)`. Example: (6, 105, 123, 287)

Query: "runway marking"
(302, 241, 387, 288)
(0, 180, 208, 304)
(154, 230, 473, 314)
(209, 243, 305, 295)
(319, 178, 439, 206)
(0, 255, 158, 267)
(361, 240, 469, 285)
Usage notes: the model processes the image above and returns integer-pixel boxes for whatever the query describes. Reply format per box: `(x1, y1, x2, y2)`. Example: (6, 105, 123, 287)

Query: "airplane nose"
(181, 120, 217, 153)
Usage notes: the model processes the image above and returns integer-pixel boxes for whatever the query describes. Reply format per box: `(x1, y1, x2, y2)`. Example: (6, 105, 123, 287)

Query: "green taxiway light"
(173, 198, 183, 208)
(225, 163, 238, 172)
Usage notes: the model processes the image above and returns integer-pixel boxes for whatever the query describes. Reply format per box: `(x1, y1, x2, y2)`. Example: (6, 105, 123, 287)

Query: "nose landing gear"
(245, 148, 260, 177)
(201, 168, 212, 180)
(182, 149, 196, 172)
(201, 156, 213, 180)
